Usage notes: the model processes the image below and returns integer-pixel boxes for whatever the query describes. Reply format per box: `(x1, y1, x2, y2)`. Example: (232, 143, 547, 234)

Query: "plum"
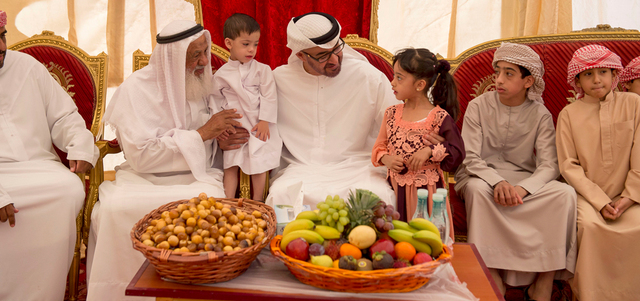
(309, 243, 325, 256)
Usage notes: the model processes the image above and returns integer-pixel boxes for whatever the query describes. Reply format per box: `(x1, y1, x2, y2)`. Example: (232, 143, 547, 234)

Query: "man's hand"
(407, 147, 432, 171)
(252, 120, 270, 141)
(198, 109, 243, 141)
(380, 154, 404, 173)
(0, 204, 18, 227)
(493, 181, 524, 207)
(600, 203, 618, 220)
(218, 127, 249, 151)
(69, 160, 93, 174)
(611, 197, 636, 219)
(424, 132, 445, 145)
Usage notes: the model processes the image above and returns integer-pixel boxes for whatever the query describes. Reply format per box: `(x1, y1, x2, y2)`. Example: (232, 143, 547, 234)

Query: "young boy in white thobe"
(213, 13, 282, 201)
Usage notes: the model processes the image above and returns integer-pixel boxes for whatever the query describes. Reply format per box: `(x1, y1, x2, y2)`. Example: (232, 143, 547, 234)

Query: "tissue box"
(274, 204, 311, 235)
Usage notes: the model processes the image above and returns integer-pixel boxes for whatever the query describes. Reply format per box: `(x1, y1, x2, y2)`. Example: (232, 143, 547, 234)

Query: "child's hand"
(600, 203, 618, 220)
(217, 127, 236, 141)
(611, 197, 635, 219)
(493, 181, 524, 207)
(407, 148, 432, 171)
(252, 120, 270, 141)
(381, 155, 404, 173)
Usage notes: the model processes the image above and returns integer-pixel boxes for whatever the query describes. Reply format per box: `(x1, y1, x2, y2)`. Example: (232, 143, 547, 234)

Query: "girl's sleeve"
(431, 115, 465, 172)
(372, 108, 391, 167)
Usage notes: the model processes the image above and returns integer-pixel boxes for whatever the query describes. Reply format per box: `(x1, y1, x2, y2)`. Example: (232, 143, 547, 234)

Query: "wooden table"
(126, 243, 504, 301)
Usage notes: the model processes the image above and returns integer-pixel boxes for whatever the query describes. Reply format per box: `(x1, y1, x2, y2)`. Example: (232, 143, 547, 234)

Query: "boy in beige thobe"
(557, 44, 640, 301)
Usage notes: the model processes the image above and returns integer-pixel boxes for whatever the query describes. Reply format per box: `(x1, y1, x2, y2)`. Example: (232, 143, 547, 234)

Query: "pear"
(309, 255, 334, 267)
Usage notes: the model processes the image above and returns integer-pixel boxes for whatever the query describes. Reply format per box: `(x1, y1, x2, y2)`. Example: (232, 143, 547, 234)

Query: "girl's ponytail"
(432, 59, 460, 122)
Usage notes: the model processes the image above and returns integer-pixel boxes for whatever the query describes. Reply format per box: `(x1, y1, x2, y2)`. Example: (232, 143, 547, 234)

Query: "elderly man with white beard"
(86, 20, 244, 301)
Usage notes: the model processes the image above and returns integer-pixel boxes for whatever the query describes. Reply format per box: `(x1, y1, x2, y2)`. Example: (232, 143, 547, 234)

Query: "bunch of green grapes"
(316, 195, 350, 232)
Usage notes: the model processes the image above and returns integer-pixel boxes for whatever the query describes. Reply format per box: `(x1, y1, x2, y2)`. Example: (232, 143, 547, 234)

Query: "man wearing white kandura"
(87, 20, 244, 301)
(266, 12, 400, 209)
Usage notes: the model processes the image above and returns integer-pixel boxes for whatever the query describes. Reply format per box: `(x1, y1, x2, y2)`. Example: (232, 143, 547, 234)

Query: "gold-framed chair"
(9, 30, 108, 301)
(344, 33, 393, 82)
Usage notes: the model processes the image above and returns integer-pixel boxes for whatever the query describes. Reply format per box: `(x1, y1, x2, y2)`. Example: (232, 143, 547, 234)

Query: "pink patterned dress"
(372, 104, 465, 237)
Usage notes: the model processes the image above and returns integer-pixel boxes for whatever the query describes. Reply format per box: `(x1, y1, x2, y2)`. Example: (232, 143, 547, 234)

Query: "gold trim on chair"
(344, 33, 393, 65)
(182, 0, 204, 26)
(9, 30, 108, 139)
(447, 24, 640, 74)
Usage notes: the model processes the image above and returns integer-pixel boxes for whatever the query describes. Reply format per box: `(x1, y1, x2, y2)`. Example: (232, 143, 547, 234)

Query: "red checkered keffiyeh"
(619, 56, 640, 88)
(566, 45, 623, 99)
(0, 11, 7, 27)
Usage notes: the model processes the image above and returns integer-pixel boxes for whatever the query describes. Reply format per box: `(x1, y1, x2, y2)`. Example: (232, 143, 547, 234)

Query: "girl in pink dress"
(372, 48, 464, 238)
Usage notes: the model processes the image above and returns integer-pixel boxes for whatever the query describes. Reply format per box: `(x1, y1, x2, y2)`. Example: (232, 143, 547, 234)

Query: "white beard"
(185, 68, 212, 102)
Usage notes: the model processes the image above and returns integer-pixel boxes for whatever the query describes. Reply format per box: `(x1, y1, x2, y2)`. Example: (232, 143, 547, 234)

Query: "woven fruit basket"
(131, 197, 276, 284)
(270, 235, 452, 293)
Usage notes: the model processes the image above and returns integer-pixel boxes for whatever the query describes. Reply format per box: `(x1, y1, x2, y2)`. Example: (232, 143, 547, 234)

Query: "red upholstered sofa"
(447, 25, 640, 242)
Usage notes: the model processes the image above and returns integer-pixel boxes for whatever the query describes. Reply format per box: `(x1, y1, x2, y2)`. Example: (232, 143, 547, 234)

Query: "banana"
(282, 219, 316, 236)
(387, 229, 432, 255)
(314, 225, 341, 239)
(412, 230, 443, 257)
(408, 218, 440, 235)
(296, 211, 319, 221)
(391, 220, 419, 233)
(281, 229, 325, 250)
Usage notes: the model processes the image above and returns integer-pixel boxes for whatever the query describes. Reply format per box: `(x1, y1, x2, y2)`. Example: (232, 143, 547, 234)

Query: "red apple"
(285, 238, 309, 261)
(413, 252, 433, 265)
(369, 239, 396, 259)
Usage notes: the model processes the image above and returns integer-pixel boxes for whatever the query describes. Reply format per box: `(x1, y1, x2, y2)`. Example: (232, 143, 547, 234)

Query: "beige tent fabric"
(106, 0, 124, 86)
(501, 0, 572, 38)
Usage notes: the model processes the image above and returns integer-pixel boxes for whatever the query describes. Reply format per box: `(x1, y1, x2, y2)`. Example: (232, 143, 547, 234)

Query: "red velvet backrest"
(354, 48, 394, 82)
(19, 46, 97, 166)
(452, 40, 640, 129)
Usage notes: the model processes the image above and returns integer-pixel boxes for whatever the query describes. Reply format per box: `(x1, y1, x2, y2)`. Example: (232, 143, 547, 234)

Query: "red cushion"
(19, 46, 97, 167)
(354, 49, 394, 82)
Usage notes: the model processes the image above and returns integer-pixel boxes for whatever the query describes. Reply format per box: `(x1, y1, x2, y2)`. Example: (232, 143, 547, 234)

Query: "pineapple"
(346, 189, 383, 234)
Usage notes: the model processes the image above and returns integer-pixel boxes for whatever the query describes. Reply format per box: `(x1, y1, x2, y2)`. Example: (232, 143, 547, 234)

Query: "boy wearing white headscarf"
(87, 20, 242, 301)
(557, 45, 640, 301)
(455, 43, 577, 300)
(0, 10, 99, 301)
(266, 12, 399, 209)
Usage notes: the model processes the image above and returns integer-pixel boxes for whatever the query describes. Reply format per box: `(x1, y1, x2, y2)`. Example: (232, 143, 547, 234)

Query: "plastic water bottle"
(431, 194, 448, 241)
(435, 188, 451, 241)
(413, 189, 430, 220)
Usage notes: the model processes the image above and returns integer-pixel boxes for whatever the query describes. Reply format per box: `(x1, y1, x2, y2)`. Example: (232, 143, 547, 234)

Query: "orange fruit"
(333, 259, 340, 269)
(339, 243, 363, 259)
(395, 241, 416, 261)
